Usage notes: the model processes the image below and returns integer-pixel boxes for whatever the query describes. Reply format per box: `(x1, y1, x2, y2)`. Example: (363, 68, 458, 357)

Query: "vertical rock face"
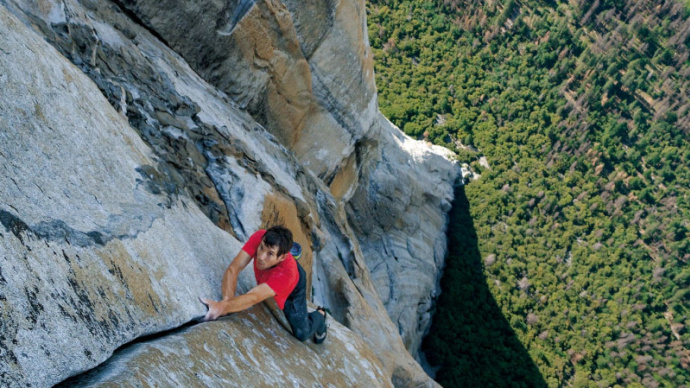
(107, 0, 459, 361)
(347, 116, 460, 359)
(0, 0, 459, 386)
(280, 0, 379, 181)
(116, 0, 378, 183)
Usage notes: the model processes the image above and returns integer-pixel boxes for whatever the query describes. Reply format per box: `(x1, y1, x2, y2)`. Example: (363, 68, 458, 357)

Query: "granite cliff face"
(0, 0, 460, 386)
(116, 0, 378, 183)
(347, 116, 458, 358)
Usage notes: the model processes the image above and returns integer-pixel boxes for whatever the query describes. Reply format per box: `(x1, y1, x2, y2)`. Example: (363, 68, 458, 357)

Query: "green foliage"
(367, 0, 690, 386)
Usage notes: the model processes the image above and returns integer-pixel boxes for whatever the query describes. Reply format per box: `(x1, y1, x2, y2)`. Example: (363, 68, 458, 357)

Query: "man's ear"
(277, 253, 287, 263)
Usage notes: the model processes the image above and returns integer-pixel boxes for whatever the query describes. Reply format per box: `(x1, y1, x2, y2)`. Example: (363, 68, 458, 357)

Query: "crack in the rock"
(109, 0, 171, 48)
(54, 316, 206, 387)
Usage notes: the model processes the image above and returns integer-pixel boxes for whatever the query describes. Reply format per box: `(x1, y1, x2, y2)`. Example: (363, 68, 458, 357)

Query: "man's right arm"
(221, 249, 252, 301)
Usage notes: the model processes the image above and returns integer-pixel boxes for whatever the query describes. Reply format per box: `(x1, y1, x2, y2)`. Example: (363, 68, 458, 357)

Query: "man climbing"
(199, 226, 327, 343)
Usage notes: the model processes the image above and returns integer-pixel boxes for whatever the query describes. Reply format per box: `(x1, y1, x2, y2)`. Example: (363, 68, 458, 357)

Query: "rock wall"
(0, 6, 243, 384)
(110, 0, 460, 361)
(116, 0, 378, 183)
(347, 116, 459, 359)
(0, 0, 460, 386)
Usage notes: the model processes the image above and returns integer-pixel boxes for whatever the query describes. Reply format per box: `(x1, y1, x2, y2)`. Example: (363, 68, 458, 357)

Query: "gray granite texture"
(0, 0, 460, 386)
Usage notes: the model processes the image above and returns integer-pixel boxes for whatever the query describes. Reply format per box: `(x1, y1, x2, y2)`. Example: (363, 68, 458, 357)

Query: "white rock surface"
(347, 115, 460, 359)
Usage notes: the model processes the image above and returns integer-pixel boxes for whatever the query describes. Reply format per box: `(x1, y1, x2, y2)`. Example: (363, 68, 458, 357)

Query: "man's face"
(256, 240, 286, 270)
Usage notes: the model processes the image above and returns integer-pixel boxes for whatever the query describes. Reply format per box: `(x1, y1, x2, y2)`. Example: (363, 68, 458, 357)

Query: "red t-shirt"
(242, 230, 299, 310)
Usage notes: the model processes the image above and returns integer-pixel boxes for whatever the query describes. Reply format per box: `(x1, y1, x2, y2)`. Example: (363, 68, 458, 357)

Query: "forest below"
(366, 0, 690, 386)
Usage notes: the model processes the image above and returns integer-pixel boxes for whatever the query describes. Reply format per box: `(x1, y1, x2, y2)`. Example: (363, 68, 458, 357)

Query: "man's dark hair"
(262, 226, 293, 257)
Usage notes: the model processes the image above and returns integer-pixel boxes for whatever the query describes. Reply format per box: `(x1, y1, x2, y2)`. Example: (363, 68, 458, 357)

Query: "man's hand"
(199, 297, 226, 322)
(199, 284, 276, 322)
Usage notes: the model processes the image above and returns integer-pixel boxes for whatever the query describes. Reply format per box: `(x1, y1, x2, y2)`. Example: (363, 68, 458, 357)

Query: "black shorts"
(282, 262, 325, 342)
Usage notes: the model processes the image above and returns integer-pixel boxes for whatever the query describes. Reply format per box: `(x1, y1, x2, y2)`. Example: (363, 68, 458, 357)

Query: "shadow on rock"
(422, 186, 547, 387)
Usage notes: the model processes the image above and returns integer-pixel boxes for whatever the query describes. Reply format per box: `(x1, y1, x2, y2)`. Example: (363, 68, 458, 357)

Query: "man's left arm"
(200, 283, 275, 321)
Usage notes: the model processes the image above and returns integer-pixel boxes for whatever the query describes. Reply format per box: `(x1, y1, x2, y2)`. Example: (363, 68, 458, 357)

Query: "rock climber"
(199, 226, 327, 343)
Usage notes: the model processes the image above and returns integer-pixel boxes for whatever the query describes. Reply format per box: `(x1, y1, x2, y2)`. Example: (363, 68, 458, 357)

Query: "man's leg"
(283, 263, 326, 342)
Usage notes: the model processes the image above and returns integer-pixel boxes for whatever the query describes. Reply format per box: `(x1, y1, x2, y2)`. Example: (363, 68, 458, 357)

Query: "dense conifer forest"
(366, 0, 690, 386)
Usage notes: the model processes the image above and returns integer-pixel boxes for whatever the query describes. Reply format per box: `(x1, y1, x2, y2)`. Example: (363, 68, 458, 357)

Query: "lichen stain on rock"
(96, 240, 163, 319)
(33, 102, 46, 122)
(0, 292, 20, 379)
(61, 67, 73, 84)
(261, 192, 313, 291)
(24, 285, 44, 326)
(61, 255, 119, 338)
(0, 210, 31, 246)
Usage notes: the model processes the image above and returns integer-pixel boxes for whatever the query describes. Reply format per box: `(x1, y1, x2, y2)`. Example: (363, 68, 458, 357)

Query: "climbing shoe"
(314, 306, 328, 344)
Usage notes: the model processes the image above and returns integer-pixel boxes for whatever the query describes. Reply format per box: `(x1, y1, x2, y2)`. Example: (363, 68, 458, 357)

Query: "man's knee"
(292, 327, 310, 342)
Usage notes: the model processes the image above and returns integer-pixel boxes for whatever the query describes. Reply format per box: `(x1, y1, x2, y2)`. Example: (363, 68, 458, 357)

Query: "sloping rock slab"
(60, 306, 391, 387)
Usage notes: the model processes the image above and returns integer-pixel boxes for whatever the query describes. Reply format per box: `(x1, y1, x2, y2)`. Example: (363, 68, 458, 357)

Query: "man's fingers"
(199, 298, 221, 322)
(203, 308, 220, 322)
